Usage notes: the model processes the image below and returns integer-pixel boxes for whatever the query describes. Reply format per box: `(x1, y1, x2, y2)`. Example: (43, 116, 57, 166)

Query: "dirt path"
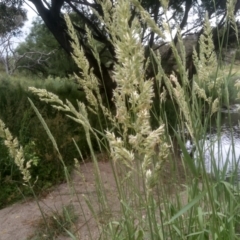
(0, 153, 186, 240)
(0, 161, 121, 240)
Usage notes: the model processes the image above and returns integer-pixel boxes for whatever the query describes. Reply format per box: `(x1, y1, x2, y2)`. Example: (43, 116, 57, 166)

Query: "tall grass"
(1, 0, 240, 239)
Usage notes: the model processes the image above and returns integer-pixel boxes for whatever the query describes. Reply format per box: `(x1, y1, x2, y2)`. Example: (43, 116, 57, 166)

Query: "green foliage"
(0, 137, 31, 207)
(151, 98, 179, 135)
(0, 73, 102, 208)
(194, 66, 240, 106)
(0, 1, 26, 36)
(15, 18, 78, 77)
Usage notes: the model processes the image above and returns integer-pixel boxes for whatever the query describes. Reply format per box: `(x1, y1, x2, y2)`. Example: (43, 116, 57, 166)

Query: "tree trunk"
(30, 0, 116, 102)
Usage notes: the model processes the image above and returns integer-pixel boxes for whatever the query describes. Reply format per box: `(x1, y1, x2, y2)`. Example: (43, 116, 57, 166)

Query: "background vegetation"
(0, 73, 104, 208)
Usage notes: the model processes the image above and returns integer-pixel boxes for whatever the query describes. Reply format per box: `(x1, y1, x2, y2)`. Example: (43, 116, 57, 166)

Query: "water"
(187, 105, 240, 182)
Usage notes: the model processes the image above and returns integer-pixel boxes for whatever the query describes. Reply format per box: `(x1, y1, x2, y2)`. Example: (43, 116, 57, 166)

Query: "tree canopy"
(0, 1, 26, 36)
(0, 1, 27, 74)
(15, 18, 78, 77)
(7, 0, 240, 99)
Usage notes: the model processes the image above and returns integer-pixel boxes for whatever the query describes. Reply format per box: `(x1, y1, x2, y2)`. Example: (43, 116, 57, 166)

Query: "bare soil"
(0, 153, 187, 240)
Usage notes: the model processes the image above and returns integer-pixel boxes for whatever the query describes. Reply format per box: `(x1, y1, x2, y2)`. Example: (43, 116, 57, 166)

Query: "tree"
(6, 0, 240, 100)
(15, 18, 78, 77)
(0, 1, 26, 36)
(0, 33, 18, 74)
(0, 1, 27, 74)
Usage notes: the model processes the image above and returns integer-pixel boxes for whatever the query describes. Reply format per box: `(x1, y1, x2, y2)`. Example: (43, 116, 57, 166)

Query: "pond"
(186, 104, 240, 182)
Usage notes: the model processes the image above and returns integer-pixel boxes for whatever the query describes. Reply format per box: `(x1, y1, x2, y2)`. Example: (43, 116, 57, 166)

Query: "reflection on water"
(195, 133, 240, 172)
(188, 106, 240, 182)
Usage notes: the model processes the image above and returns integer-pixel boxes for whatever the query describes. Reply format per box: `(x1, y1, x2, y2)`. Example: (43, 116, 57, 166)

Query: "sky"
(19, 2, 38, 41)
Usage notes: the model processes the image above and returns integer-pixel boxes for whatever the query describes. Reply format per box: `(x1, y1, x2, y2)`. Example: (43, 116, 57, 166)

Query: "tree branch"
(51, 0, 64, 16)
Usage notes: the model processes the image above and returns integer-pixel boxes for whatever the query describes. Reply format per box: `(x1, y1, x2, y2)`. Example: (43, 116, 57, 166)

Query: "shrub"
(0, 74, 103, 207)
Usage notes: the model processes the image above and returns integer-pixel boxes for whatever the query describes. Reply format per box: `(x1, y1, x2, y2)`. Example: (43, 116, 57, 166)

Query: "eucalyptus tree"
(0, 1, 27, 73)
(0, 0, 26, 36)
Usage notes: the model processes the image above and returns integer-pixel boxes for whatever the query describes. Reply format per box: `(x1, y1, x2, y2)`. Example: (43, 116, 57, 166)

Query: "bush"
(0, 74, 103, 208)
